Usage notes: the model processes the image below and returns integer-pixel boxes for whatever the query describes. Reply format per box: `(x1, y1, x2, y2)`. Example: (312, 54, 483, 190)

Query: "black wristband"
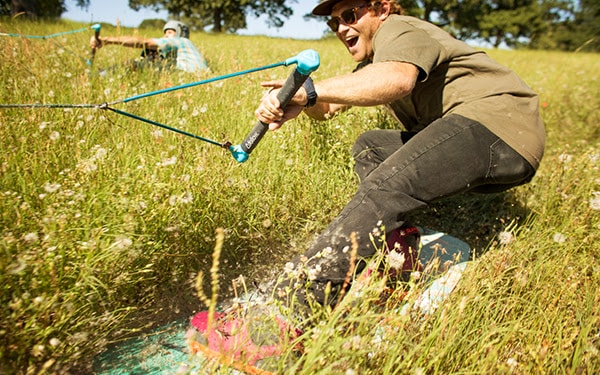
(303, 77, 318, 108)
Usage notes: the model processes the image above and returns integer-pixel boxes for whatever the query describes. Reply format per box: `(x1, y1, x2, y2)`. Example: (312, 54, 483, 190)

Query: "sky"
(62, 0, 326, 40)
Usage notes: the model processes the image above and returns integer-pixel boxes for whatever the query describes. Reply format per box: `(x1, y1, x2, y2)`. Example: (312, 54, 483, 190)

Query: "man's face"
(330, 0, 384, 62)
(164, 29, 177, 38)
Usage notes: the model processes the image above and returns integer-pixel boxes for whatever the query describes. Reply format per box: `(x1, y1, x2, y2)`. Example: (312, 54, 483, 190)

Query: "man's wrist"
(303, 77, 317, 108)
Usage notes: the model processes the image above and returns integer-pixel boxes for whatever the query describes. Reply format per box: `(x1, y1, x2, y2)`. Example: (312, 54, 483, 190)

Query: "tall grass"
(0, 18, 599, 374)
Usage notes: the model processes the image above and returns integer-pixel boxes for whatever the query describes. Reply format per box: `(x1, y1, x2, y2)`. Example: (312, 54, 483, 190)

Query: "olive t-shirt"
(370, 15, 545, 168)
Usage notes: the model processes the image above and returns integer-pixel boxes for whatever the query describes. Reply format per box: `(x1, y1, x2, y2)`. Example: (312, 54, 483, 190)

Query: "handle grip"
(241, 69, 308, 154)
(88, 23, 101, 65)
(230, 49, 320, 163)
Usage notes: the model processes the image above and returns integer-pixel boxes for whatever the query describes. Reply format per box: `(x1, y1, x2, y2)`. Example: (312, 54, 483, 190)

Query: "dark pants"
(277, 114, 536, 308)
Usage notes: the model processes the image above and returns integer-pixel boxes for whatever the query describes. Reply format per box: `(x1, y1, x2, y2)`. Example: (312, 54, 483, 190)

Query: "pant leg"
(277, 114, 535, 307)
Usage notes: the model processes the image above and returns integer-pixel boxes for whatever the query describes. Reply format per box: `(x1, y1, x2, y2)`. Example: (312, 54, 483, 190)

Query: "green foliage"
(529, 0, 600, 52)
(3, 0, 89, 19)
(129, 0, 296, 33)
(138, 18, 167, 30)
(0, 20, 599, 374)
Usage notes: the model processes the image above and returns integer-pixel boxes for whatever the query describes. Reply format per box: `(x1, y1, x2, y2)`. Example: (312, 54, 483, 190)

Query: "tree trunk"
(11, 0, 36, 16)
(212, 7, 222, 33)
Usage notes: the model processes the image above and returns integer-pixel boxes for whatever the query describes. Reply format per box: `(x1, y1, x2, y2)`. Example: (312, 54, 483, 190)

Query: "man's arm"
(305, 61, 419, 120)
(90, 35, 159, 50)
(255, 61, 419, 127)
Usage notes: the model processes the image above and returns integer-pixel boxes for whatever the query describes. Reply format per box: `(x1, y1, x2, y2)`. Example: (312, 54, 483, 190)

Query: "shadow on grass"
(407, 190, 532, 256)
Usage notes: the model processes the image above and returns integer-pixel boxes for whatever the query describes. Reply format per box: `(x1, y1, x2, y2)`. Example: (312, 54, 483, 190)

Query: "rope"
(105, 106, 229, 148)
(0, 103, 101, 109)
(0, 52, 301, 153)
(115, 61, 288, 105)
(0, 24, 100, 39)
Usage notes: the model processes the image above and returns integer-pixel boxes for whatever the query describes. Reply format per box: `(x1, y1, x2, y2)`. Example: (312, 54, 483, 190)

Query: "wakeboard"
(93, 227, 470, 374)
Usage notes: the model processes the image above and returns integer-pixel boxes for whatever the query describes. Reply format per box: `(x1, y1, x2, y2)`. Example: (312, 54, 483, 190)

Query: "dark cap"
(312, 0, 346, 16)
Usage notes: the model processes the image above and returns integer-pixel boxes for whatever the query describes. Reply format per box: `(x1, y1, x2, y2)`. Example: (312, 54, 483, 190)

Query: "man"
(255, 0, 545, 309)
(90, 20, 208, 73)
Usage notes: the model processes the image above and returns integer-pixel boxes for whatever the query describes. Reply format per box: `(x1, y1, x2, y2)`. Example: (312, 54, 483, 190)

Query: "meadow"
(0, 18, 598, 374)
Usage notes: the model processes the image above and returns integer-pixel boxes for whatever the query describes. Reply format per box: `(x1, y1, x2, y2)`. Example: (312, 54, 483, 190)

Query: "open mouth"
(346, 36, 359, 48)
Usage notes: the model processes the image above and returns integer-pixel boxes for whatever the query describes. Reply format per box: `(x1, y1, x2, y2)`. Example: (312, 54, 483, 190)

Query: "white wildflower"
(7, 259, 27, 274)
(498, 231, 513, 245)
(388, 250, 406, 270)
(507, 357, 518, 368)
(553, 233, 566, 243)
(93, 146, 107, 160)
(49, 338, 60, 347)
(410, 271, 421, 281)
(169, 195, 178, 206)
(160, 156, 177, 166)
(31, 344, 45, 357)
(151, 129, 163, 139)
(262, 219, 272, 228)
(23, 232, 39, 244)
(165, 225, 180, 233)
(78, 159, 97, 173)
(180, 192, 193, 204)
(43, 182, 61, 193)
(112, 236, 133, 250)
(590, 192, 600, 210)
(558, 153, 572, 163)
(308, 265, 321, 281)
(319, 247, 333, 257)
(372, 226, 382, 237)
(39, 122, 50, 130)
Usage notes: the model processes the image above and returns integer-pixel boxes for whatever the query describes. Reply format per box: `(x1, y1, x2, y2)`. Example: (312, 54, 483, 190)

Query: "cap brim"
(312, 0, 343, 16)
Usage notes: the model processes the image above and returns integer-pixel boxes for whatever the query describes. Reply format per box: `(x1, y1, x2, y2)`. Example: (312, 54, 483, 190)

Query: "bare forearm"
(305, 61, 418, 120)
(99, 36, 157, 50)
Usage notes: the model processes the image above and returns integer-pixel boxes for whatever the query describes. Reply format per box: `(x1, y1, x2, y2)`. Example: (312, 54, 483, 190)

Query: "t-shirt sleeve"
(151, 37, 173, 54)
(372, 18, 442, 82)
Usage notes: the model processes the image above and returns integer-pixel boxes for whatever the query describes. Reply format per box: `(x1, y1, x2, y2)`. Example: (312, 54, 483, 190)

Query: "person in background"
(255, 0, 546, 312)
(90, 20, 208, 73)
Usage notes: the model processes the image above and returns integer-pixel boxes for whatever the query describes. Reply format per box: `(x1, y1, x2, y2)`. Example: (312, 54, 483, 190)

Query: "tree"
(425, 0, 574, 48)
(129, 0, 295, 33)
(529, 0, 599, 51)
(2, 0, 88, 18)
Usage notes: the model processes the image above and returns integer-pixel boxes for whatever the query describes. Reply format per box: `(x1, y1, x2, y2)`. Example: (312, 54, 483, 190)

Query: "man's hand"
(90, 36, 103, 49)
(255, 80, 306, 130)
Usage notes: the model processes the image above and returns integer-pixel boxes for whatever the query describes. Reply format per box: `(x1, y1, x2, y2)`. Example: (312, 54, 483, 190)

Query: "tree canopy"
(2, 0, 597, 52)
(129, 0, 295, 33)
(1, 0, 88, 18)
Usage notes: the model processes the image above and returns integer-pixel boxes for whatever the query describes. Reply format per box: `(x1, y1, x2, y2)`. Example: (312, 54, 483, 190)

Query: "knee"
(351, 130, 379, 160)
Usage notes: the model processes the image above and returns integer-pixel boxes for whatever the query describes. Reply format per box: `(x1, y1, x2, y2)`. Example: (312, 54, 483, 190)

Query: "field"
(0, 18, 599, 374)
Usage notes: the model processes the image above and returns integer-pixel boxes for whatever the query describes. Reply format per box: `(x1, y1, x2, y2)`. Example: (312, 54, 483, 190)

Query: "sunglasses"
(326, 4, 370, 32)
